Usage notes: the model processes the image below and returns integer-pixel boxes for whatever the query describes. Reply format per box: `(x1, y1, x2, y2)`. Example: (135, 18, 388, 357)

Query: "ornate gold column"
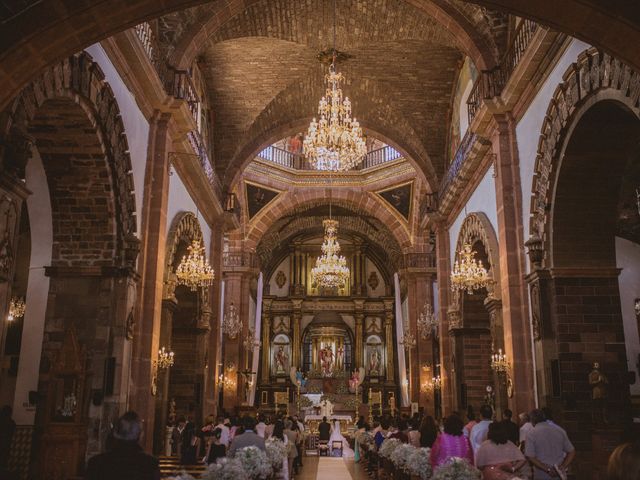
(261, 298, 273, 383)
(354, 299, 364, 369)
(292, 299, 302, 369)
(384, 299, 395, 383)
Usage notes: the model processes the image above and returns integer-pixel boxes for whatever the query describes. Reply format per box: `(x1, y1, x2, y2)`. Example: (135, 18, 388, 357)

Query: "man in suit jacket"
(229, 416, 266, 456)
(318, 417, 331, 441)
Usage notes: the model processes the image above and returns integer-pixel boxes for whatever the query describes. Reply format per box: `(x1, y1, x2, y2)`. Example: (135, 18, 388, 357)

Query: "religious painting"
(245, 181, 280, 220)
(376, 182, 413, 221)
(366, 335, 383, 377)
(367, 271, 379, 291)
(275, 270, 286, 288)
(272, 334, 290, 376)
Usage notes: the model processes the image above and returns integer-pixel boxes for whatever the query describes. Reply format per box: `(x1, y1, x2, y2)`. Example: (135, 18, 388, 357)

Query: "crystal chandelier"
(490, 348, 509, 374)
(417, 302, 437, 339)
(450, 243, 490, 294)
(157, 346, 175, 369)
(400, 327, 416, 350)
(303, 0, 366, 172)
(7, 296, 26, 321)
(311, 219, 350, 289)
(242, 327, 262, 352)
(222, 302, 243, 339)
(176, 239, 215, 291)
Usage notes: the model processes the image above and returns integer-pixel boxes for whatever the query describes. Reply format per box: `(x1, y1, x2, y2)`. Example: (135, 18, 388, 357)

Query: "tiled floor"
(296, 456, 367, 480)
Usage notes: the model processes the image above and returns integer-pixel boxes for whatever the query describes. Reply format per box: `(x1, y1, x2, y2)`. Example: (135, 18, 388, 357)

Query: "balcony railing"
(439, 131, 476, 200)
(402, 253, 436, 270)
(223, 252, 258, 269)
(256, 145, 403, 171)
(467, 19, 539, 125)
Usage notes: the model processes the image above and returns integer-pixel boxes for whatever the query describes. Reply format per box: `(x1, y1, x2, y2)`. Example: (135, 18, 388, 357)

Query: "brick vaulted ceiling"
(155, 0, 504, 189)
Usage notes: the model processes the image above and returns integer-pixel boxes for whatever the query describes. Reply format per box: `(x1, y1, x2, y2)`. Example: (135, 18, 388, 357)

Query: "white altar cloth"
(304, 414, 352, 423)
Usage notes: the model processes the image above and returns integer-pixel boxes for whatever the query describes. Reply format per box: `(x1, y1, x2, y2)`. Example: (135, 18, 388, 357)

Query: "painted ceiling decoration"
(245, 181, 281, 219)
(375, 181, 413, 221)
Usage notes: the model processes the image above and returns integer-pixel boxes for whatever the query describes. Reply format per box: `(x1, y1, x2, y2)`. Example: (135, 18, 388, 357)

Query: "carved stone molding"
(529, 48, 640, 267)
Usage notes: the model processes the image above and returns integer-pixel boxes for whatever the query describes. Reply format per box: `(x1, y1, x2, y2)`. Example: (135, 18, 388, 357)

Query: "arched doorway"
(527, 48, 640, 476)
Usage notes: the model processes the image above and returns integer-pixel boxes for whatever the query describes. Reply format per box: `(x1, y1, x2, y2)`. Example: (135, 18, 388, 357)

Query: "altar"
(304, 414, 353, 423)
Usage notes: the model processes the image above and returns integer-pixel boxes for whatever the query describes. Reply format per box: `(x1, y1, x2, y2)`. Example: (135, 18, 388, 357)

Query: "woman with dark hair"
(419, 416, 438, 448)
(272, 420, 290, 480)
(475, 422, 526, 480)
(205, 428, 227, 465)
(430, 414, 473, 468)
(607, 442, 640, 480)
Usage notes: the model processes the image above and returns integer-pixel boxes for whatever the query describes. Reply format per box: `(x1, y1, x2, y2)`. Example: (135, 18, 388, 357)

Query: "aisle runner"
(316, 457, 352, 480)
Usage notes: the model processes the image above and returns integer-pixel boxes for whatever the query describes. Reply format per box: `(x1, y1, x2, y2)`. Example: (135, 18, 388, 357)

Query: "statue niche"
(302, 313, 353, 377)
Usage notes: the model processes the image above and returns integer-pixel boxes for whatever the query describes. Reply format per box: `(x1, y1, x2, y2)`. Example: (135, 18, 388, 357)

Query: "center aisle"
(316, 457, 353, 480)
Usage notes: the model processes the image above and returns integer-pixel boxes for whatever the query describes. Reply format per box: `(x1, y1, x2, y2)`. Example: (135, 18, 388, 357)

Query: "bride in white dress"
(328, 420, 354, 458)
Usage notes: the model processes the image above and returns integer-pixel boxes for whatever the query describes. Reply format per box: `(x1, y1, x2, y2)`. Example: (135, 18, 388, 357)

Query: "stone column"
(153, 297, 177, 453)
(384, 300, 395, 383)
(491, 113, 535, 414)
(130, 112, 173, 450)
(435, 221, 454, 415)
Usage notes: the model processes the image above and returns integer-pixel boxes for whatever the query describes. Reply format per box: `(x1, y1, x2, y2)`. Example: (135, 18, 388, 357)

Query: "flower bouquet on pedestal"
(265, 437, 288, 475)
(235, 446, 272, 479)
(406, 447, 432, 480)
(432, 457, 481, 480)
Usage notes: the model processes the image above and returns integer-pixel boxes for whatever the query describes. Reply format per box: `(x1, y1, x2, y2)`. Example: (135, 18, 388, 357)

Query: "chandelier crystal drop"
(450, 243, 490, 294)
(7, 296, 26, 321)
(222, 302, 243, 339)
(303, 63, 367, 172)
(311, 219, 350, 289)
(175, 239, 215, 291)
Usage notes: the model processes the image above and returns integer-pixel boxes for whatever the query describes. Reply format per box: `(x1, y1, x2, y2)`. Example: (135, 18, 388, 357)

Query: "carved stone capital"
(525, 234, 545, 270)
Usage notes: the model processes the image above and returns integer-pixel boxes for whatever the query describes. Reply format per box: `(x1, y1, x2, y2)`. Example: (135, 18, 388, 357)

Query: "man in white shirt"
(215, 416, 230, 447)
(469, 404, 493, 459)
(255, 414, 267, 438)
(519, 412, 534, 445)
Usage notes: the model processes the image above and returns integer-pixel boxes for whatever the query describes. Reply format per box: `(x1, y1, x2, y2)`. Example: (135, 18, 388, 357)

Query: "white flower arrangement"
(265, 437, 288, 470)
(235, 446, 272, 479)
(390, 443, 415, 471)
(431, 457, 481, 480)
(379, 437, 402, 459)
(406, 447, 432, 480)
(166, 475, 196, 480)
(355, 430, 374, 447)
(202, 457, 249, 480)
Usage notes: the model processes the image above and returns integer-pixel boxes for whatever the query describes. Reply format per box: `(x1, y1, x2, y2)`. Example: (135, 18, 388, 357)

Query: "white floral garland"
(431, 457, 481, 480)
(390, 443, 415, 471)
(379, 438, 402, 459)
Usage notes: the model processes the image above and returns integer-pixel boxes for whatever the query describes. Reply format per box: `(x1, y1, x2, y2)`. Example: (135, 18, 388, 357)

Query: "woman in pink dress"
(430, 415, 474, 468)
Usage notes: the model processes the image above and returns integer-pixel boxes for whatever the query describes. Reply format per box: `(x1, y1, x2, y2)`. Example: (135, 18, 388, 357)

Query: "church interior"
(1, 1, 640, 479)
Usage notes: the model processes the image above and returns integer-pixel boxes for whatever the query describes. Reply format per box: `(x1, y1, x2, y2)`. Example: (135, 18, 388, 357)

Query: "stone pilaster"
(491, 113, 535, 414)
(384, 300, 395, 383)
(130, 111, 173, 450)
(435, 222, 453, 415)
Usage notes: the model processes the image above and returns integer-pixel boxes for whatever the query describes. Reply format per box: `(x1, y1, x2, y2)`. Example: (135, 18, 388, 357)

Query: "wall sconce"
(7, 296, 25, 321)
(490, 348, 510, 374)
(157, 347, 175, 369)
(422, 362, 432, 373)
(432, 375, 442, 391)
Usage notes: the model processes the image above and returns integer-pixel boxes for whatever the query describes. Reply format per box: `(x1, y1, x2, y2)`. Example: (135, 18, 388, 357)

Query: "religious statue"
(319, 398, 334, 418)
(368, 348, 381, 375)
(319, 344, 335, 377)
(349, 370, 360, 393)
(275, 346, 289, 375)
(589, 362, 609, 424)
(336, 345, 344, 370)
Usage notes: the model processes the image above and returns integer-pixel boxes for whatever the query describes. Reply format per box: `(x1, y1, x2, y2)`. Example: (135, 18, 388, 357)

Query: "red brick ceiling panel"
(168, 0, 499, 71)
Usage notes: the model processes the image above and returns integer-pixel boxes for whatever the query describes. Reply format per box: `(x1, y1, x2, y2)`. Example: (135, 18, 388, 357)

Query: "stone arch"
(528, 47, 640, 268)
(163, 211, 206, 300)
(2, 51, 138, 268)
(454, 211, 501, 292)
(247, 192, 413, 251)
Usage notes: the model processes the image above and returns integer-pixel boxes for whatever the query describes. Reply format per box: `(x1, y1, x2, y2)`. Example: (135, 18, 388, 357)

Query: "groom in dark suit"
(318, 416, 331, 441)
